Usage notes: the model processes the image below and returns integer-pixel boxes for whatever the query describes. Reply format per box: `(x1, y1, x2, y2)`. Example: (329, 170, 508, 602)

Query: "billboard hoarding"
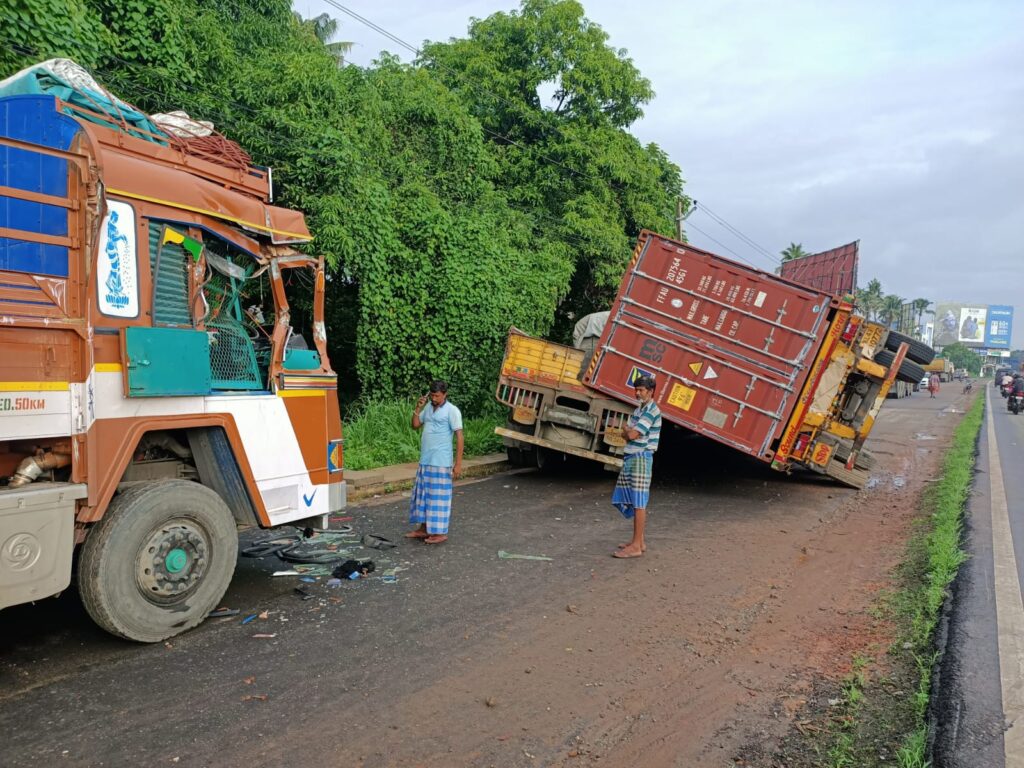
(779, 241, 858, 296)
(986, 305, 1014, 349)
(933, 302, 1014, 350)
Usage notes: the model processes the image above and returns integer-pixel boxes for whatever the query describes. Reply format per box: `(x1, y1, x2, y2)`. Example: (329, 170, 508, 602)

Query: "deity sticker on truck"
(96, 200, 139, 318)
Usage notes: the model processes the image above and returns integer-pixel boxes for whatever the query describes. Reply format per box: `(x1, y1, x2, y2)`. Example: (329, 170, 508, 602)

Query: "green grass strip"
(342, 397, 504, 470)
(822, 394, 984, 768)
(896, 393, 985, 766)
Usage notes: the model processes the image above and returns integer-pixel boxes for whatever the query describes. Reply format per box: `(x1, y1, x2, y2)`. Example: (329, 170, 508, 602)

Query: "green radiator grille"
(148, 223, 192, 327)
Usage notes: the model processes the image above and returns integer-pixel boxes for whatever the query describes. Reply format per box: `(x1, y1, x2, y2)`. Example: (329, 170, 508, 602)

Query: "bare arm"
(453, 429, 464, 479)
(412, 395, 427, 429)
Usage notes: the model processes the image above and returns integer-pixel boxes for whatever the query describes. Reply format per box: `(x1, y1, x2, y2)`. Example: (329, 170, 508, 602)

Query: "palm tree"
(293, 12, 353, 67)
(856, 278, 884, 321)
(880, 294, 905, 329)
(910, 298, 931, 339)
(780, 243, 810, 262)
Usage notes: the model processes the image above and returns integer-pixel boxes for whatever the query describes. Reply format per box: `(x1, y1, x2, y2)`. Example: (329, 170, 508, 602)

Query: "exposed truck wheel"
(79, 480, 238, 643)
(873, 349, 927, 385)
(504, 421, 531, 467)
(883, 331, 936, 366)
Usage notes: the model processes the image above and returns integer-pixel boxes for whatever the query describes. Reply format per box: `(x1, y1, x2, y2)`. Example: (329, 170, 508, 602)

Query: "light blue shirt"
(419, 400, 463, 468)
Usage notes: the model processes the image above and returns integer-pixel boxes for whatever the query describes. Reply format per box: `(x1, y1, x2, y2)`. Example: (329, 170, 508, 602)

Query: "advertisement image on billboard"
(933, 302, 1015, 350)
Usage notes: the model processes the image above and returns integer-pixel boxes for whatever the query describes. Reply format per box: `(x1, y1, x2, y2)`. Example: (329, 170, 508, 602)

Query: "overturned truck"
(497, 231, 934, 489)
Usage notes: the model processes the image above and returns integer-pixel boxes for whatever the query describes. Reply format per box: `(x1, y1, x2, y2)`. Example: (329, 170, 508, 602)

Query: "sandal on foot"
(612, 548, 643, 559)
(424, 535, 448, 545)
(404, 530, 429, 539)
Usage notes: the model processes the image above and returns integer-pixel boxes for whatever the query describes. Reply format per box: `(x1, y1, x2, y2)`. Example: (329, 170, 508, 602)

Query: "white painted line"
(987, 388, 1024, 765)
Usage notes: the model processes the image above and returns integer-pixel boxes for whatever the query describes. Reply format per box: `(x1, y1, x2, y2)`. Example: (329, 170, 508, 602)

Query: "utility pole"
(676, 198, 686, 242)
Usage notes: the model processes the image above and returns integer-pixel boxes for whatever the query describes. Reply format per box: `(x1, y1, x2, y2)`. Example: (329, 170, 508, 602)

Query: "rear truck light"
(793, 432, 812, 458)
(841, 316, 861, 344)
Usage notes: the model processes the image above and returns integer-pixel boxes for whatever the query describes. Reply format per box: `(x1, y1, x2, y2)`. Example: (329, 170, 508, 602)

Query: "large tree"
(419, 0, 683, 339)
(2, 0, 683, 410)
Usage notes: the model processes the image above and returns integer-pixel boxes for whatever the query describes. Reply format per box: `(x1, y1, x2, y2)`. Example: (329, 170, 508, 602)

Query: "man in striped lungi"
(405, 380, 464, 545)
(613, 375, 662, 559)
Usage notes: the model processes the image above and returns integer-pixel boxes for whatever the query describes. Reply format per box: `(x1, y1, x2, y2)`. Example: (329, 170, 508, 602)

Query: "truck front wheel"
(79, 480, 238, 643)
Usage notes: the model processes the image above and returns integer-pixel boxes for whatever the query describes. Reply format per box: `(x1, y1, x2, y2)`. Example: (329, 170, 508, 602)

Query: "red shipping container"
(779, 241, 859, 295)
(584, 231, 840, 462)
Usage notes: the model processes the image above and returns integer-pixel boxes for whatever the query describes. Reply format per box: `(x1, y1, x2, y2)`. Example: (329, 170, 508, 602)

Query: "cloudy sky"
(300, 0, 1024, 348)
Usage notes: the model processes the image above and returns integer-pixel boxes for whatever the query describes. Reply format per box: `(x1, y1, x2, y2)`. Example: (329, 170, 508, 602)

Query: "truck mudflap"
(494, 426, 623, 468)
(0, 483, 87, 609)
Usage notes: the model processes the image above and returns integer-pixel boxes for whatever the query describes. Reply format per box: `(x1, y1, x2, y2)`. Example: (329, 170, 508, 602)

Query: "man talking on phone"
(405, 379, 464, 545)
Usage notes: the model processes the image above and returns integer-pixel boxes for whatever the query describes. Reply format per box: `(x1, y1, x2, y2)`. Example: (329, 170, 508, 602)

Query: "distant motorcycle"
(1002, 382, 1013, 399)
(1010, 391, 1023, 415)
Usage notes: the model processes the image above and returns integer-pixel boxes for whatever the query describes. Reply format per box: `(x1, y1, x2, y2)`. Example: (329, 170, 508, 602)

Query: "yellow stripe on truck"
(0, 381, 70, 392)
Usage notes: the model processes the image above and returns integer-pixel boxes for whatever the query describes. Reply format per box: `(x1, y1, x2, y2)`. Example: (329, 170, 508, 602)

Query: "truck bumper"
(0, 483, 87, 609)
(494, 427, 623, 468)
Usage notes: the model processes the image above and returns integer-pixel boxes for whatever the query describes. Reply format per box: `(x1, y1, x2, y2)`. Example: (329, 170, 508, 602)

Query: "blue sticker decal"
(626, 366, 654, 388)
(327, 440, 342, 473)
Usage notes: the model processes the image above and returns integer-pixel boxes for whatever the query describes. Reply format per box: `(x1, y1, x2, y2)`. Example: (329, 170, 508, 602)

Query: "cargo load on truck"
(0, 60, 345, 641)
(497, 231, 936, 490)
(922, 357, 955, 382)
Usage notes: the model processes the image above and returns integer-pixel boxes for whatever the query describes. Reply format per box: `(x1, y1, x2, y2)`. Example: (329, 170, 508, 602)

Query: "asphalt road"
(0, 389, 963, 768)
(932, 383, 1024, 768)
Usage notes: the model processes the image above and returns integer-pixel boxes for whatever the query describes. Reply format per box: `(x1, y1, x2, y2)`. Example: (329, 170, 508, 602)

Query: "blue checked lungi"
(409, 465, 453, 534)
(612, 451, 653, 519)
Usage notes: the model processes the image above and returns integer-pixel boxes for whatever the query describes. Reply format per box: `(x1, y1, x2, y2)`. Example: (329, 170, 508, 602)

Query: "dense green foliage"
(342, 399, 503, 470)
(0, 0, 683, 411)
(937, 342, 983, 374)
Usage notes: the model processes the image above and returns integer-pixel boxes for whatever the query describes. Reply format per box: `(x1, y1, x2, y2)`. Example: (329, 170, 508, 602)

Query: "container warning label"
(667, 383, 696, 411)
(703, 365, 718, 380)
(688, 362, 703, 376)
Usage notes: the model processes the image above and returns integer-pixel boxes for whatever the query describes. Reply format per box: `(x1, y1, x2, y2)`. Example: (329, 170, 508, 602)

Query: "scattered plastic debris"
(299, 576, 317, 583)
(241, 614, 258, 625)
(326, 578, 343, 588)
(252, 633, 276, 639)
(361, 533, 398, 550)
(241, 694, 268, 702)
(498, 550, 553, 562)
(208, 607, 239, 618)
(272, 570, 300, 577)
(331, 559, 375, 579)
(294, 588, 313, 601)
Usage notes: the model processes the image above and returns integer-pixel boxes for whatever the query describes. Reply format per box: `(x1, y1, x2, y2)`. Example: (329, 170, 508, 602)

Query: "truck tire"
(79, 480, 238, 643)
(873, 349, 927, 385)
(883, 331, 936, 366)
(504, 421, 530, 467)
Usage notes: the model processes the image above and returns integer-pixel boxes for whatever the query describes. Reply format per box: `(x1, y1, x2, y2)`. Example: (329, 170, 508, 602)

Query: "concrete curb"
(346, 453, 509, 502)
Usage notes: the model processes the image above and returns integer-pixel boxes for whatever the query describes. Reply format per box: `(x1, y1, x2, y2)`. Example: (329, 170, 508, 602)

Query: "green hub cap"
(165, 548, 188, 573)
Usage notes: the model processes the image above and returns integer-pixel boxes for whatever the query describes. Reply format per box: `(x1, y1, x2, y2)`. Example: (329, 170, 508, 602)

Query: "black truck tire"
(873, 349, 927, 385)
(883, 331, 936, 366)
(79, 480, 238, 643)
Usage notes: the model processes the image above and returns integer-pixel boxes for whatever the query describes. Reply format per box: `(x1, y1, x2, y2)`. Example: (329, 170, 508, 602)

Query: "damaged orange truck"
(0, 62, 345, 641)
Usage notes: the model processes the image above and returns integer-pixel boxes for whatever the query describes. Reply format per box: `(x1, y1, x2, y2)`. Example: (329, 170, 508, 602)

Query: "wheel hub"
(137, 522, 209, 601)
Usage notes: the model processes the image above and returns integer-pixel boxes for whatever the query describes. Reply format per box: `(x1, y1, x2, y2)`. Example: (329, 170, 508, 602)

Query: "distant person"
(928, 372, 941, 399)
(612, 375, 662, 559)
(405, 379, 463, 545)
(963, 377, 973, 394)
